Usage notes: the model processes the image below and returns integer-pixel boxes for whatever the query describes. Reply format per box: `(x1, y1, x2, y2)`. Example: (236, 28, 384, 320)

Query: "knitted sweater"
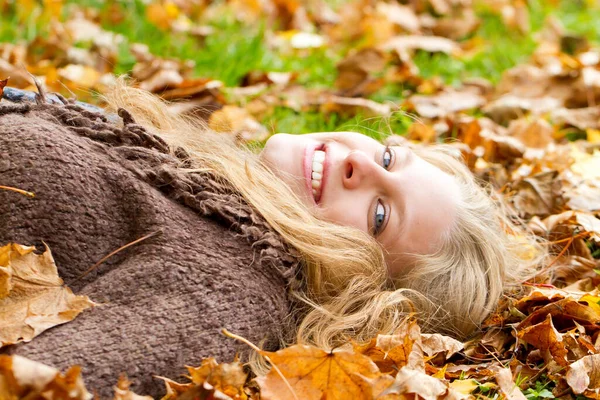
(0, 89, 299, 398)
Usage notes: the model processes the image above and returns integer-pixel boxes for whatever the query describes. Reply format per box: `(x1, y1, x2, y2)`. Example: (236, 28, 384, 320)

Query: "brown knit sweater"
(0, 90, 300, 398)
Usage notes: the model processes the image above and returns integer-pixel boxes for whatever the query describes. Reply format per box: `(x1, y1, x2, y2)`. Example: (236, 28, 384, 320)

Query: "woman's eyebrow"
(385, 153, 408, 243)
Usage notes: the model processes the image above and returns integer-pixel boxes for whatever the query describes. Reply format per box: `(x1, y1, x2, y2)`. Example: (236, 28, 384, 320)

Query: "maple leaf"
(0, 243, 95, 347)
(255, 344, 382, 400)
(517, 313, 569, 366)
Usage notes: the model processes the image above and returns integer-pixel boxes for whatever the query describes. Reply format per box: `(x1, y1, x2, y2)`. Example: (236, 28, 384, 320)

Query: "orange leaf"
(256, 344, 382, 400)
(0, 77, 7, 100)
(517, 313, 569, 366)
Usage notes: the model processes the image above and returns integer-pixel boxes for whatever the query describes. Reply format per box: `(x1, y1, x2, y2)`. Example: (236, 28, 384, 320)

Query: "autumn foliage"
(2, 0, 600, 398)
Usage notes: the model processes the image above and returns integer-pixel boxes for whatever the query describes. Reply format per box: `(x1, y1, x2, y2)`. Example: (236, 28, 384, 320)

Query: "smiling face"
(259, 132, 462, 276)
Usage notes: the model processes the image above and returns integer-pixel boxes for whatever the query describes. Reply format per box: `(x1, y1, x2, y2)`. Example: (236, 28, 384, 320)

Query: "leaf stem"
(68, 230, 163, 285)
(0, 185, 35, 198)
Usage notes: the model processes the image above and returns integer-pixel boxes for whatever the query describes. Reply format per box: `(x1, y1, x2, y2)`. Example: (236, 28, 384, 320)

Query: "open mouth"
(310, 144, 326, 203)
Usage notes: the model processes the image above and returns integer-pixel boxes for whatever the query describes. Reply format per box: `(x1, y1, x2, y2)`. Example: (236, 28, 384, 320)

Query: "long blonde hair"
(103, 82, 544, 348)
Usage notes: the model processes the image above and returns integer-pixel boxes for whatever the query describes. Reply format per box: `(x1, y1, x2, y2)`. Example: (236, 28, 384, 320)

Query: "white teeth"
(313, 150, 325, 162)
(310, 149, 325, 202)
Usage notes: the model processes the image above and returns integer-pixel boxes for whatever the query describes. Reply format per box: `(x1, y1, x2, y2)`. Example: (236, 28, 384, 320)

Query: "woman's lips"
(318, 143, 328, 204)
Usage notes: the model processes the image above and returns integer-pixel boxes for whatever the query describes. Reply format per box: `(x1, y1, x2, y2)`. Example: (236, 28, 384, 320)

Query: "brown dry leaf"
(114, 375, 153, 400)
(518, 297, 600, 333)
(187, 358, 247, 399)
(406, 89, 486, 119)
(407, 122, 437, 143)
(319, 94, 393, 117)
(0, 355, 92, 400)
(158, 376, 194, 399)
(335, 48, 386, 97)
(509, 170, 562, 218)
(209, 105, 269, 143)
(517, 313, 569, 366)
(431, 9, 480, 40)
(158, 357, 247, 400)
(565, 147, 600, 212)
(376, 2, 420, 33)
(0, 243, 95, 347)
(382, 35, 460, 55)
(382, 367, 449, 400)
(507, 118, 555, 149)
(551, 106, 600, 131)
(421, 333, 464, 360)
(566, 353, 600, 396)
(0, 76, 7, 100)
(491, 365, 527, 400)
(354, 316, 424, 375)
(256, 344, 382, 400)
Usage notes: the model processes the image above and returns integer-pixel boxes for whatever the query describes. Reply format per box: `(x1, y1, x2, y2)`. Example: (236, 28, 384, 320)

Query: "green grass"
(1, 0, 600, 136)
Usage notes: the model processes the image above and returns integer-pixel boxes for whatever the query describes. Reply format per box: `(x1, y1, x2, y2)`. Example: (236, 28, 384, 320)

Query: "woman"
(105, 83, 543, 343)
(0, 84, 542, 396)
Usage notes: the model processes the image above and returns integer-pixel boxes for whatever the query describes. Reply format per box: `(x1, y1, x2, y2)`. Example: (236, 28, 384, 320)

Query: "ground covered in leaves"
(2, 0, 600, 399)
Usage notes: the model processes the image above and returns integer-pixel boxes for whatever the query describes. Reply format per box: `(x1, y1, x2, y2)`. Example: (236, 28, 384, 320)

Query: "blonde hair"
(102, 82, 544, 349)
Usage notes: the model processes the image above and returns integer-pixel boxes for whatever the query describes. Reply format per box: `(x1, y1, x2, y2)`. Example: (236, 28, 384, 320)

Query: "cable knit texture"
(0, 89, 300, 398)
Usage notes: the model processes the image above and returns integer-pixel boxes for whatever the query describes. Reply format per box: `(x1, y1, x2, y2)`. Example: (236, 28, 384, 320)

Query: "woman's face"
(259, 132, 461, 276)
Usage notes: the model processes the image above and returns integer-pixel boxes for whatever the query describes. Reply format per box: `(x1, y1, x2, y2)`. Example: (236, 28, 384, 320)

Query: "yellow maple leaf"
(0, 243, 95, 347)
(256, 344, 382, 400)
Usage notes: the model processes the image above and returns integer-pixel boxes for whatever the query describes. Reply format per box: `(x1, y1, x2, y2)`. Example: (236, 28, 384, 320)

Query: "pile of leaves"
(2, 0, 600, 398)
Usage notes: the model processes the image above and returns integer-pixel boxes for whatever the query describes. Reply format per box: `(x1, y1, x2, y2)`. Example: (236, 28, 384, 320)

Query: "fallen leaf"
(517, 314, 569, 366)
(354, 316, 424, 375)
(256, 344, 381, 400)
(382, 35, 460, 55)
(507, 118, 554, 149)
(406, 89, 486, 119)
(421, 333, 464, 360)
(335, 48, 386, 97)
(319, 94, 393, 117)
(0, 355, 92, 400)
(383, 367, 448, 400)
(491, 365, 527, 400)
(187, 358, 247, 398)
(0, 243, 95, 347)
(509, 170, 563, 218)
(0, 77, 7, 100)
(209, 105, 269, 143)
(448, 378, 478, 395)
(566, 353, 600, 395)
(114, 375, 153, 400)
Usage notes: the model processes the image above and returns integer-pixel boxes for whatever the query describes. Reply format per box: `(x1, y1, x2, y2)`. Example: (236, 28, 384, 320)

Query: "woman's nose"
(342, 151, 378, 190)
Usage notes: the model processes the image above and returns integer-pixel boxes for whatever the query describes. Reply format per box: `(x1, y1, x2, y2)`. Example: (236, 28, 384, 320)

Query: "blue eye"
(373, 200, 386, 236)
(382, 146, 393, 169)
